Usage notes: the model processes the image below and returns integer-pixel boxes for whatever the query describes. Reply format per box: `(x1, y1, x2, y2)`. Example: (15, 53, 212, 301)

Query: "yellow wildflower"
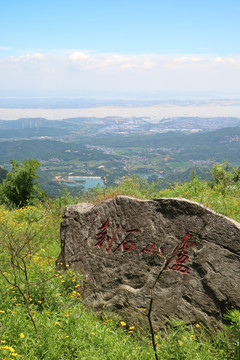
(178, 340, 183, 346)
(0, 345, 15, 352)
(19, 333, 25, 338)
(12, 352, 23, 357)
(120, 321, 126, 326)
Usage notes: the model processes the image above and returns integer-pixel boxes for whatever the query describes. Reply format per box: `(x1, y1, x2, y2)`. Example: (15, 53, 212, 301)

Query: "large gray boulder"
(58, 196, 240, 328)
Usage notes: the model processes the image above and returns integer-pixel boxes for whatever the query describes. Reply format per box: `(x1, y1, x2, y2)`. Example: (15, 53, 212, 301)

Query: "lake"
(64, 177, 104, 190)
(63, 174, 162, 191)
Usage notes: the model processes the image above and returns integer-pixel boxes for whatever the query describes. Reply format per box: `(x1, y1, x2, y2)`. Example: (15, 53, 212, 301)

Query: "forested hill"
(0, 126, 239, 163)
(88, 126, 240, 148)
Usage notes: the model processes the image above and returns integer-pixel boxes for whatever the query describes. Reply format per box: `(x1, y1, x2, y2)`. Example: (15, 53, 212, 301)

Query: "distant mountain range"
(1, 116, 240, 140)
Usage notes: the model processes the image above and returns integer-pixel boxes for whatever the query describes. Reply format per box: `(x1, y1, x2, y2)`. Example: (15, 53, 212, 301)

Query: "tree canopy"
(0, 159, 41, 208)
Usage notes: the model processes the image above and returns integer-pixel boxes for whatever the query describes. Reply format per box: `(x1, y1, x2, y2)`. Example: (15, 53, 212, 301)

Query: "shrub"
(0, 159, 42, 208)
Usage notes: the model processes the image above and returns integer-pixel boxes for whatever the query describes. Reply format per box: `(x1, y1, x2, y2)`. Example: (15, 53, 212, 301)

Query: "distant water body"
(64, 177, 104, 190)
(63, 174, 161, 190)
(1, 103, 240, 120)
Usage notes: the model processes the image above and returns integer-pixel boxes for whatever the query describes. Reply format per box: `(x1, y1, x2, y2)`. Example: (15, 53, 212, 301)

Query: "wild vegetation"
(0, 160, 239, 359)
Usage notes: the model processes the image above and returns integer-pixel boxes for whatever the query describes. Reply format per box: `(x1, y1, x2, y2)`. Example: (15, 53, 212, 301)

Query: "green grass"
(88, 173, 240, 223)
(0, 172, 240, 359)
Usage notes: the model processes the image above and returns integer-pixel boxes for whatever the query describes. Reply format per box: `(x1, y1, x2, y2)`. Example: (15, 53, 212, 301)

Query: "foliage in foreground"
(0, 162, 240, 359)
(0, 159, 43, 208)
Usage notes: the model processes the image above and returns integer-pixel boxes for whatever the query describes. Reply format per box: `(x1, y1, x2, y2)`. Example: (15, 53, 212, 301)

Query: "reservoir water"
(64, 177, 104, 190)
(63, 174, 162, 191)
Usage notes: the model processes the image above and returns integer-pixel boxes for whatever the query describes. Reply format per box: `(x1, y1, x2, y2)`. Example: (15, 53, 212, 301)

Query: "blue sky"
(1, 0, 240, 98)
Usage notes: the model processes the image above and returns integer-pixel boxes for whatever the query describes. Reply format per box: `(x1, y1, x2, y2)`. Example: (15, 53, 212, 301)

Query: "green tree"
(211, 161, 234, 193)
(0, 159, 41, 208)
(233, 166, 240, 183)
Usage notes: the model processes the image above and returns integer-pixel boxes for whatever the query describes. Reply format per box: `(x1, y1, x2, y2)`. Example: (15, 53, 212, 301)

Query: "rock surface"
(58, 196, 240, 328)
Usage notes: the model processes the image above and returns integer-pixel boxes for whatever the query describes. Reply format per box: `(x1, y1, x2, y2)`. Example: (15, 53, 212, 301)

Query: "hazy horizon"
(1, 99, 240, 121)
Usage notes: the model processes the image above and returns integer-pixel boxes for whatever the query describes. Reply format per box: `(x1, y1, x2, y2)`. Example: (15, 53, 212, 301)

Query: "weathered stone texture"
(58, 196, 240, 328)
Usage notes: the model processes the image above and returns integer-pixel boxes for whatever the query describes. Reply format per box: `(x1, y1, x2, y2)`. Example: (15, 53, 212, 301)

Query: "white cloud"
(1, 50, 240, 96)
(69, 52, 157, 71)
(143, 60, 156, 69)
(69, 51, 90, 61)
(214, 56, 240, 66)
(13, 52, 45, 62)
(173, 56, 205, 64)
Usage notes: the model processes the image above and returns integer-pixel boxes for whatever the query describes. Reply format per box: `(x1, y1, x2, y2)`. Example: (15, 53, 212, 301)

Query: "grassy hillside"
(0, 171, 239, 359)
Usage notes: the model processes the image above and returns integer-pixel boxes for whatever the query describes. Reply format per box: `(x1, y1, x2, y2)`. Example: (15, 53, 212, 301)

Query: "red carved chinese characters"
(165, 233, 196, 274)
(113, 229, 138, 253)
(141, 242, 163, 256)
(94, 219, 138, 254)
(88, 217, 195, 270)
